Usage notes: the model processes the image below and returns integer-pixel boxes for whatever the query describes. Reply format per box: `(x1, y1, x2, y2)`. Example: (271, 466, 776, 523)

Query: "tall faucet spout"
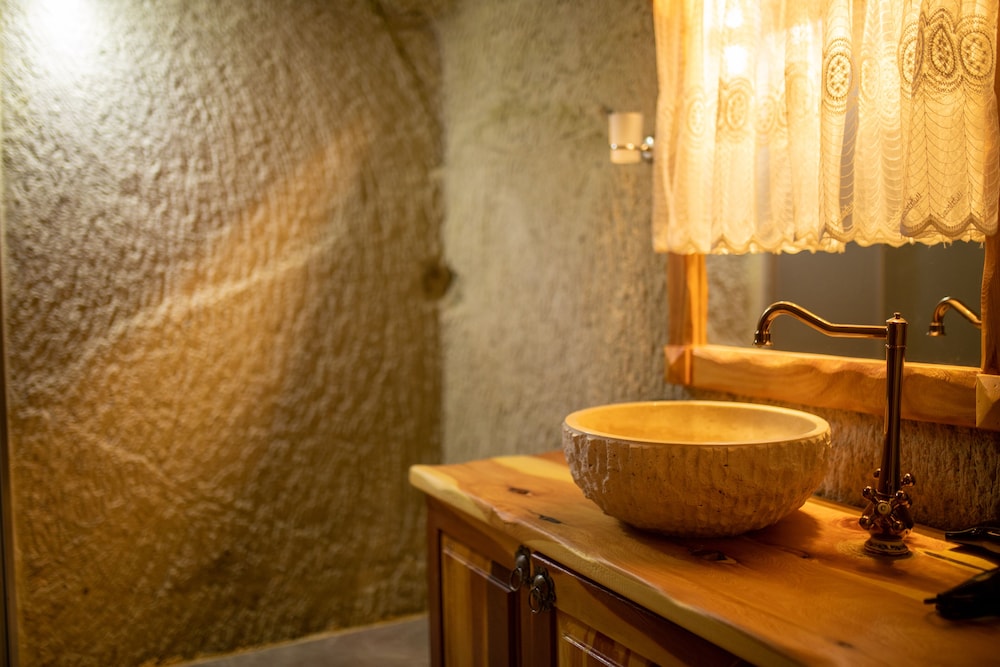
(753, 300, 915, 557)
(753, 301, 888, 347)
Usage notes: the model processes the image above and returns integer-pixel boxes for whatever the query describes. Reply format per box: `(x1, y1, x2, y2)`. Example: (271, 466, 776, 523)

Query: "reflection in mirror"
(708, 242, 983, 367)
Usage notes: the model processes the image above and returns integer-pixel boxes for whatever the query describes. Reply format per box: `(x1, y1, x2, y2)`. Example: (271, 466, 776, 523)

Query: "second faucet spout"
(927, 296, 982, 336)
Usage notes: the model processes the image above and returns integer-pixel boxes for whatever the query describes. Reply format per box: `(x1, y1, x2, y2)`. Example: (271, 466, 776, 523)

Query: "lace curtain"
(652, 0, 1000, 254)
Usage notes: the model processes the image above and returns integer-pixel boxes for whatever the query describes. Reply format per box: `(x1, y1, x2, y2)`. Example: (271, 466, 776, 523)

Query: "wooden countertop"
(410, 451, 999, 667)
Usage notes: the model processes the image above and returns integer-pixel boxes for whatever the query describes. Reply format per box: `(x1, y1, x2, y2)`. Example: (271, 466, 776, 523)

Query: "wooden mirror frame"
(664, 252, 997, 429)
(664, 28, 1000, 431)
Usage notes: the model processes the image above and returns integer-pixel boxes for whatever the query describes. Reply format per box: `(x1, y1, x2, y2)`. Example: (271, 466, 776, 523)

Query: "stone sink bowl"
(562, 400, 831, 538)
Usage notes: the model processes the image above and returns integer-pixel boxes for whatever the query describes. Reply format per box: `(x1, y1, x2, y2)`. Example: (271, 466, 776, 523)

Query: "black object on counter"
(924, 567, 1000, 620)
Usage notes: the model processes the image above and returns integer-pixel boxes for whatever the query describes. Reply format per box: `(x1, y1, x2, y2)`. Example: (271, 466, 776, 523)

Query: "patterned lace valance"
(652, 0, 1000, 255)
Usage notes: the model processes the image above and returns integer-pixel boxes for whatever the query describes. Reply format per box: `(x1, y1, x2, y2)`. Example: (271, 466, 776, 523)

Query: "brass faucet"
(927, 296, 982, 336)
(754, 301, 915, 557)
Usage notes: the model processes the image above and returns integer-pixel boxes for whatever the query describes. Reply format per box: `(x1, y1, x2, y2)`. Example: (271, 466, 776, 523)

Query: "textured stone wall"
(438, 0, 678, 463)
(809, 409, 1000, 530)
(1, 1, 441, 664)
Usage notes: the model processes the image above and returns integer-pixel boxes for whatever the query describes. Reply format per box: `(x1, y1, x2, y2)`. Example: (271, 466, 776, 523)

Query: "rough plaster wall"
(812, 410, 1000, 529)
(1, 1, 441, 664)
(439, 0, 677, 462)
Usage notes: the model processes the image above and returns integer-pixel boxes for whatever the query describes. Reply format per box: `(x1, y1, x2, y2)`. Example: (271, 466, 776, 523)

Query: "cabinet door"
(534, 554, 747, 667)
(439, 534, 520, 666)
(427, 498, 540, 666)
(556, 613, 657, 667)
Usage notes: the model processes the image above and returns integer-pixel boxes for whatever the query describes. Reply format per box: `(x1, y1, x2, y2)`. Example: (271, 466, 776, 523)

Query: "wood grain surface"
(411, 452, 999, 667)
(673, 344, 979, 427)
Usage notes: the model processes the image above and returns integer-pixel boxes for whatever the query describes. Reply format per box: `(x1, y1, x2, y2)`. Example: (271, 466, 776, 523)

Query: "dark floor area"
(181, 615, 429, 667)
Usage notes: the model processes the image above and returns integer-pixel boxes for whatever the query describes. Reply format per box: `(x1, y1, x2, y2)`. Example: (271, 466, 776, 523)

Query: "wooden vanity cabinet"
(425, 497, 746, 667)
(414, 453, 1000, 666)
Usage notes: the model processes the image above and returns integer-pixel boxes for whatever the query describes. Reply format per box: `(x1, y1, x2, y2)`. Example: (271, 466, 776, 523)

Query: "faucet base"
(864, 534, 911, 558)
(859, 472, 915, 558)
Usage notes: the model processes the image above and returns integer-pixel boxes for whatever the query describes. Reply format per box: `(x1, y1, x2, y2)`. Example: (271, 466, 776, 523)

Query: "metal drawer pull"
(509, 546, 531, 591)
(528, 566, 555, 613)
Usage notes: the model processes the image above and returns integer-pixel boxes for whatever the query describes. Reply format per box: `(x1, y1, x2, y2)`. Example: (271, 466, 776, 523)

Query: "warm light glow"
(724, 5, 744, 29)
(30, 0, 99, 62)
(723, 44, 748, 77)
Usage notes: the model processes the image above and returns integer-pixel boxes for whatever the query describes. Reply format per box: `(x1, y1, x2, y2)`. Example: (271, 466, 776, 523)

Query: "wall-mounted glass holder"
(608, 111, 654, 164)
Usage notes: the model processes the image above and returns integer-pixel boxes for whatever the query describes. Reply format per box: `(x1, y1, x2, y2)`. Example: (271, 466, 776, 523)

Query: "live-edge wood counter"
(410, 451, 998, 667)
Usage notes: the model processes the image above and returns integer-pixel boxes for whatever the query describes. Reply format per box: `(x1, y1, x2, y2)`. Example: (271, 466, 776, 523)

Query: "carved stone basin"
(562, 400, 832, 537)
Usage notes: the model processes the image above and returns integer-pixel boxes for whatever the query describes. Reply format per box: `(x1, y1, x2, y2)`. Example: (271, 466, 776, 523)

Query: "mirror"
(708, 242, 983, 367)
(665, 249, 988, 429)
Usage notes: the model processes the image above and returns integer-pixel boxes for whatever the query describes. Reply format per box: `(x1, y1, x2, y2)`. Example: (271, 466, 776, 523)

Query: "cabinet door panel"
(440, 534, 518, 666)
(557, 612, 657, 667)
(536, 554, 746, 667)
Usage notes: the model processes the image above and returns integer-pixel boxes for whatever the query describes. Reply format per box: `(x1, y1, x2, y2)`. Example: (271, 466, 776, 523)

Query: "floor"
(181, 615, 430, 667)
